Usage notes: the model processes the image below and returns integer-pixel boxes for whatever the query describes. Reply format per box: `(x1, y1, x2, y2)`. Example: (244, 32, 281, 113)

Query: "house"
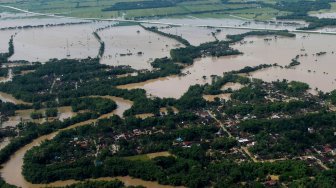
(238, 138, 249, 143)
(323, 146, 332, 154)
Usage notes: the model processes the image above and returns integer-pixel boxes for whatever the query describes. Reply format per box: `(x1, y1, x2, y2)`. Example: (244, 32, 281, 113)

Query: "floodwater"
(0, 91, 31, 105)
(0, 30, 16, 52)
(149, 18, 308, 31)
(89, 96, 133, 118)
(0, 14, 88, 29)
(311, 12, 336, 19)
(221, 82, 243, 91)
(8, 22, 112, 62)
(156, 25, 247, 46)
(0, 96, 136, 188)
(118, 33, 336, 98)
(159, 26, 216, 46)
(1, 106, 76, 128)
(203, 93, 231, 102)
(99, 25, 183, 70)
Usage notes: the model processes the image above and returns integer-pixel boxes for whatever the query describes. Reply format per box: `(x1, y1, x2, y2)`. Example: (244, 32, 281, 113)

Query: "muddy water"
(149, 18, 307, 30)
(1, 106, 76, 128)
(0, 91, 31, 105)
(8, 22, 113, 62)
(221, 82, 243, 91)
(0, 30, 16, 52)
(0, 15, 87, 29)
(159, 26, 216, 46)
(156, 25, 248, 46)
(311, 12, 336, 19)
(89, 96, 133, 118)
(0, 96, 135, 188)
(203, 93, 231, 102)
(118, 33, 336, 98)
(99, 25, 183, 70)
(116, 55, 255, 98)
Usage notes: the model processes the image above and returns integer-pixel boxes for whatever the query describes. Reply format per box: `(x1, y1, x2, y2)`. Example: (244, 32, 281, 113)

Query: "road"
(2, 5, 336, 35)
(207, 110, 233, 138)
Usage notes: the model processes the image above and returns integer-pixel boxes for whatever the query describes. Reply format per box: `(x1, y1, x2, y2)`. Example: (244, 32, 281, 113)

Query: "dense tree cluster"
(0, 35, 14, 63)
(141, 25, 191, 46)
(102, 0, 183, 11)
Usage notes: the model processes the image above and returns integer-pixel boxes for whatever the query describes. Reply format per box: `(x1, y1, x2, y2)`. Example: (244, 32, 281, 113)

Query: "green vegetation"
(93, 31, 105, 58)
(102, 0, 183, 11)
(46, 108, 58, 117)
(0, 35, 14, 63)
(140, 25, 191, 46)
(70, 98, 117, 115)
(1, 25, 335, 188)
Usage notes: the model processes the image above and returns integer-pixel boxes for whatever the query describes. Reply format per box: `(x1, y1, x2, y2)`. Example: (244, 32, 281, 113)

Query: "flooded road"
(0, 96, 135, 188)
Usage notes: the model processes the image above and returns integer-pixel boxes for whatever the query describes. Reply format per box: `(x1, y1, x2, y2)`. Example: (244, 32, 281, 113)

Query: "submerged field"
(2, 2, 336, 188)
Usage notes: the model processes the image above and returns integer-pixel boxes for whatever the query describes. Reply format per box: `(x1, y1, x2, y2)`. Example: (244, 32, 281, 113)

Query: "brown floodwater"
(1, 106, 76, 128)
(117, 33, 336, 98)
(221, 82, 243, 91)
(8, 22, 112, 62)
(99, 25, 183, 70)
(0, 96, 136, 188)
(0, 91, 31, 105)
(0, 14, 88, 29)
(203, 93, 231, 102)
(90, 96, 133, 118)
(149, 18, 308, 31)
(0, 30, 16, 52)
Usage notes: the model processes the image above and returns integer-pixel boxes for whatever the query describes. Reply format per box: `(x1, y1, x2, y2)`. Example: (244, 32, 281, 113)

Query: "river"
(0, 96, 143, 188)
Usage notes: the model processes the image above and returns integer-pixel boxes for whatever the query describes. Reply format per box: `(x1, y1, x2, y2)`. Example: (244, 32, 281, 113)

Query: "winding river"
(0, 96, 177, 188)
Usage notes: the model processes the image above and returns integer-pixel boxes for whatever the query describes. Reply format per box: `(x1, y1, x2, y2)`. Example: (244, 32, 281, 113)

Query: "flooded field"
(203, 93, 231, 102)
(311, 12, 336, 19)
(8, 22, 112, 62)
(118, 33, 336, 98)
(0, 91, 31, 105)
(149, 18, 308, 31)
(1, 95, 133, 128)
(158, 26, 216, 46)
(0, 30, 16, 52)
(1, 106, 76, 128)
(2, 13, 336, 187)
(99, 25, 183, 69)
(0, 14, 88, 29)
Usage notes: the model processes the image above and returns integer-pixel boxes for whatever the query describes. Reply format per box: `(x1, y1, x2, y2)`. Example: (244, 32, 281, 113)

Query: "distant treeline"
(102, 0, 184, 11)
(140, 25, 191, 46)
(0, 21, 92, 31)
